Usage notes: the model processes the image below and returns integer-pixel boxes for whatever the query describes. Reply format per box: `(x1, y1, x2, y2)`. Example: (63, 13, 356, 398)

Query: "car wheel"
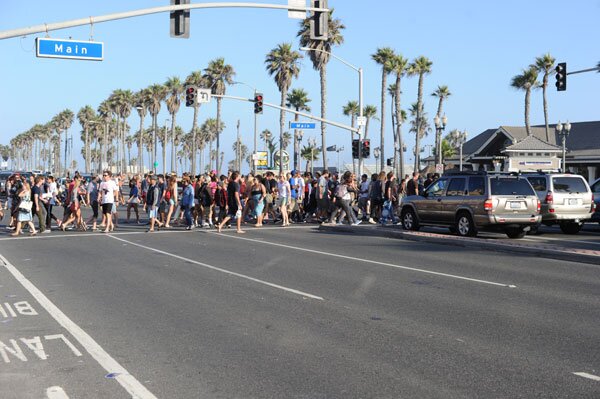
(402, 209, 420, 231)
(506, 227, 527, 239)
(526, 224, 541, 235)
(455, 213, 477, 237)
(559, 222, 582, 235)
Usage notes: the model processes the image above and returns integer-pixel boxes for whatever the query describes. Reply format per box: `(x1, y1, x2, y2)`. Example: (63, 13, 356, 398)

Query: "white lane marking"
(573, 372, 600, 381)
(0, 254, 157, 399)
(107, 235, 324, 301)
(209, 232, 517, 288)
(46, 386, 69, 399)
(521, 235, 600, 245)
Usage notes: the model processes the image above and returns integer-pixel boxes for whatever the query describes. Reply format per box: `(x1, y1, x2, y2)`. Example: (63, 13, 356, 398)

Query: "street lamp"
(434, 114, 447, 166)
(452, 130, 468, 171)
(299, 46, 363, 175)
(556, 120, 571, 171)
(233, 81, 259, 175)
(296, 129, 304, 172)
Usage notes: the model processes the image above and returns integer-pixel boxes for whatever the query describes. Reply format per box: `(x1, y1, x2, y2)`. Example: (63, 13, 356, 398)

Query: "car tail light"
(484, 199, 493, 211)
(536, 199, 541, 213)
(545, 191, 553, 204)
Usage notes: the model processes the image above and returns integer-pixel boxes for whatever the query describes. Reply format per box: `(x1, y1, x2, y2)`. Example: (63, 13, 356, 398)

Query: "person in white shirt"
(99, 171, 119, 233)
(276, 173, 291, 227)
(358, 174, 370, 221)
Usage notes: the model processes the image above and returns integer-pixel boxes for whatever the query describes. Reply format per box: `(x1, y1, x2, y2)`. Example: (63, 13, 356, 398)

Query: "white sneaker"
(368, 218, 376, 224)
(352, 220, 362, 226)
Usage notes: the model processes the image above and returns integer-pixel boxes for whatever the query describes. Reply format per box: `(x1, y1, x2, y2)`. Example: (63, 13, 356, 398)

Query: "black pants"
(44, 203, 59, 228)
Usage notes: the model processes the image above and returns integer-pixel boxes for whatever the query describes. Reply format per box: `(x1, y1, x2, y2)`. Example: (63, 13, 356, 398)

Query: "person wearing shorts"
(99, 171, 118, 233)
(276, 173, 291, 227)
(217, 171, 244, 234)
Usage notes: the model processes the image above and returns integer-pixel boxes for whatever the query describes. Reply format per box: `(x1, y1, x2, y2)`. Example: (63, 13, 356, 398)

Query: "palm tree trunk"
(414, 73, 425, 173)
(294, 110, 300, 171)
(138, 115, 144, 174)
(394, 75, 404, 180)
(351, 116, 356, 176)
(152, 114, 157, 171)
(162, 126, 167, 175)
(170, 115, 176, 174)
(191, 105, 199, 175)
(525, 88, 531, 136)
(216, 98, 222, 174)
(84, 127, 89, 173)
(542, 74, 549, 142)
(379, 68, 387, 171)
(279, 88, 286, 174)
(121, 119, 126, 173)
(320, 65, 327, 170)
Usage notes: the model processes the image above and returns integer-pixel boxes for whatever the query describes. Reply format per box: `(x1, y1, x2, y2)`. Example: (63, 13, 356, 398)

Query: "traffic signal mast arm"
(0, 2, 330, 40)
(565, 66, 600, 75)
(213, 94, 359, 134)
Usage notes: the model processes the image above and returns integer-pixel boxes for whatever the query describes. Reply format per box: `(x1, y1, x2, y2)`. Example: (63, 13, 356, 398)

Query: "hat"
(291, 169, 297, 175)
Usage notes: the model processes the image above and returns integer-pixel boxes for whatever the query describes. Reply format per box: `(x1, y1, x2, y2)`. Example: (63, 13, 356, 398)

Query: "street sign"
(287, 0, 306, 19)
(273, 150, 290, 168)
(256, 151, 269, 169)
(197, 89, 211, 103)
(36, 38, 103, 61)
(290, 122, 316, 129)
(356, 116, 367, 127)
(153, 161, 159, 169)
(435, 163, 444, 174)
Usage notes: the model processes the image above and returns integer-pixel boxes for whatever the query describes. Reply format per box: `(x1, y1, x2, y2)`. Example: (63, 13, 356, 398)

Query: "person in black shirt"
(424, 173, 434, 189)
(32, 176, 46, 233)
(406, 172, 420, 196)
(218, 171, 245, 234)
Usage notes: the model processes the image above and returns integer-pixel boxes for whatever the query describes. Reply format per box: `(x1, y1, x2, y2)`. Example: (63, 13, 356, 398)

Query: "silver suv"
(400, 172, 541, 239)
(524, 172, 594, 234)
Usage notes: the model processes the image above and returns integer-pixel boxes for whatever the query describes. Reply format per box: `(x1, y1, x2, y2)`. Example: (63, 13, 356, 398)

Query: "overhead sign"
(290, 122, 316, 129)
(255, 151, 269, 169)
(36, 38, 103, 61)
(287, 0, 306, 19)
(356, 116, 367, 126)
(197, 88, 211, 103)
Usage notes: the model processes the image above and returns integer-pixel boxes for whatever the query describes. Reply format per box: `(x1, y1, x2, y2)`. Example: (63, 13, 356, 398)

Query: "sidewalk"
(318, 223, 600, 266)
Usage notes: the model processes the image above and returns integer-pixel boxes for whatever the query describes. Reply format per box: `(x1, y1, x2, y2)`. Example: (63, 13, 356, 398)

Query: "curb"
(318, 224, 600, 266)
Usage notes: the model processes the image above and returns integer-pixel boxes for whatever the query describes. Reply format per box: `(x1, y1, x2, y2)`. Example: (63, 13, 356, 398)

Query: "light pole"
(163, 118, 170, 175)
(300, 47, 363, 175)
(297, 129, 304, 171)
(233, 81, 258, 175)
(335, 146, 344, 173)
(434, 114, 447, 166)
(308, 137, 316, 177)
(556, 120, 571, 171)
(452, 130, 468, 171)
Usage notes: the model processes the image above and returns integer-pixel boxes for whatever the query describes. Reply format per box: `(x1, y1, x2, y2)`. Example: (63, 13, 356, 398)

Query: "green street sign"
(153, 162, 159, 168)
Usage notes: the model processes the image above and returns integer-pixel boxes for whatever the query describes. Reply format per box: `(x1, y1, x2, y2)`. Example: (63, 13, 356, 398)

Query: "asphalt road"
(0, 216, 599, 398)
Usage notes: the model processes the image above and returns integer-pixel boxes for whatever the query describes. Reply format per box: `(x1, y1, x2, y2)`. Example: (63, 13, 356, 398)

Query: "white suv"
(524, 173, 594, 234)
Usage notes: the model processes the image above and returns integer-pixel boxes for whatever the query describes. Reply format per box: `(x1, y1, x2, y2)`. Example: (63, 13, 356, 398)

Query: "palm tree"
(362, 105, 378, 140)
(204, 58, 235, 174)
(134, 89, 151, 173)
(184, 71, 207, 175)
(372, 47, 395, 170)
(532, 53, 556, 142)
(265, 43, 303, 173)
(97, 101, 113, 172)
(389, 53, 409, 178)
(260, 129, 272, 151)
(164, 76, 184, 173)
(58, 109, 74, 175)
(147, 84, 168, 171)
(511, 66, 540, 136)
(77, 105, 96, 173)
(431, 85, 451, 166)
(298, 9, 345, 170)
(125, 134, 134, 169)
(301, 144, 321, 172)
(231, 137, 249, 172)
(409, 102, 431, 148)
(407, 56, 433, 172)
(286, 88, 312, 170)
(342, 100, 359, 173)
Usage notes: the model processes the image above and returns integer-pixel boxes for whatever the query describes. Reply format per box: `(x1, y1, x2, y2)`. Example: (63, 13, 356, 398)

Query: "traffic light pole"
(358, 67, 364, 177)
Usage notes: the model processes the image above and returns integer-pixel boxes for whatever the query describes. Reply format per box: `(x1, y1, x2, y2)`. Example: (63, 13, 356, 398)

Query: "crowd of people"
(2, 168, 436, 237)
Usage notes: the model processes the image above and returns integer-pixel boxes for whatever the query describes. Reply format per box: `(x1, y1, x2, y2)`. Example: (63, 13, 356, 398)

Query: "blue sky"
(1, 0, 599, 172)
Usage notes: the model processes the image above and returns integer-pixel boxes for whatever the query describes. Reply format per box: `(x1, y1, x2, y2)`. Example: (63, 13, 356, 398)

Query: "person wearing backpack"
(334, 172, 360, 226)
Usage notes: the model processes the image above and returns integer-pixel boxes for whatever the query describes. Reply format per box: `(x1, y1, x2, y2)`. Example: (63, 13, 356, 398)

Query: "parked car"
(589, 177, 600, 225)
(523, 172, 594, 234)
(400, 171, 541, 239)
(0, 170, 13, 195)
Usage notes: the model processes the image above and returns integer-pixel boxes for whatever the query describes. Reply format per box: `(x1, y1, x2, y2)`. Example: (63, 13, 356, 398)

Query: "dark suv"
(400, 171, 541, 238)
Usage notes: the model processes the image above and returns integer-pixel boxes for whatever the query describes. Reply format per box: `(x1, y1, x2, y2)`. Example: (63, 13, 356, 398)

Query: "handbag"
(19, 200, 33, 212)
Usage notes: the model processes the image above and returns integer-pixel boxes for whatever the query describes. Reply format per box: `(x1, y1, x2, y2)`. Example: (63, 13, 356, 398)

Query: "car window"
(426, 179, 447, 197)
(591, 180, 600, 194)
(446, 178, 466, 196)
(468, 177, 485, 196)
(552, 177, 588, 194)
(526, 176, 547, 192)
(490, 178, 535, 196)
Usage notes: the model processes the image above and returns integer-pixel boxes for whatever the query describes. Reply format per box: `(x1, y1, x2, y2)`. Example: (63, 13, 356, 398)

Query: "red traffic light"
(186, 87, 196, 94)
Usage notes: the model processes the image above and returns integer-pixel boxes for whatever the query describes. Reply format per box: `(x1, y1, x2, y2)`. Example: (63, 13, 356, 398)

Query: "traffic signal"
(361, 139, 370, 158)
(310, 0, 328, 40)
(254, 93, 264, 114)
(555, 62, 567, 91)
(170, 0, 190, 39)
(387, 158, 393, 167)
(185, 85, 197, 107)
(352, 139, 359, 159)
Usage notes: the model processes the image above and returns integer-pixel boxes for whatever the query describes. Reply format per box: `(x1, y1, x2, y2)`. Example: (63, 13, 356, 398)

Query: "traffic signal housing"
(361, 139, 370, 158)
(185, 85, 197, 107)
(555, 62, 567, 91)
(254, 93, 264, 114)
(352, 139, 359, 159)
(387, 158, 393, 167)
(310, 0, 328, 40)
